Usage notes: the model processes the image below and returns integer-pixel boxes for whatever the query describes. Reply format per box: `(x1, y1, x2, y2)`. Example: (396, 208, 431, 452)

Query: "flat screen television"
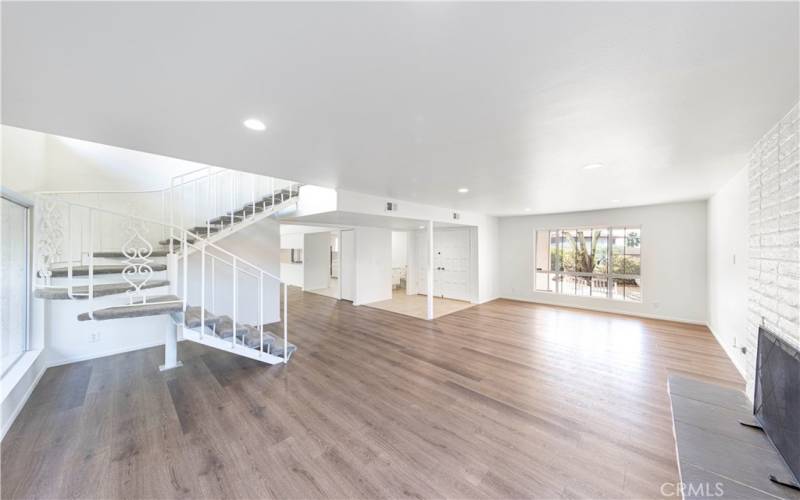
(754, 326, 800, 485)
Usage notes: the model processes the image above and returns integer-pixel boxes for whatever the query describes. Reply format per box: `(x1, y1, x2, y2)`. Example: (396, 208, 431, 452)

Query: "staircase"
(34, 167, 300, 368)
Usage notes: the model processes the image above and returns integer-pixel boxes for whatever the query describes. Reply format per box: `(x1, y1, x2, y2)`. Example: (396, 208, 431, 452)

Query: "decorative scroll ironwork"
(36, 198, 64, 284)
(121, 216, 155, 303)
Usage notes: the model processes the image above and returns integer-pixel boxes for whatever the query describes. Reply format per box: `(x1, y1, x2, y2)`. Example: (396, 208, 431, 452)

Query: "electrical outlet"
(652, 301, 661, 310)
(89, 331, 100, 343)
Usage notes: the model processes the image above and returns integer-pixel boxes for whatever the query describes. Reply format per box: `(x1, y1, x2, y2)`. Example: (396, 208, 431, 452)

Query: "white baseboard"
(704, 322, 749, 381)
(46, 339, 177, 368)
(477, 295, 501, 305)
(1, 360, 47, 441)
(500, 294, 707, 326)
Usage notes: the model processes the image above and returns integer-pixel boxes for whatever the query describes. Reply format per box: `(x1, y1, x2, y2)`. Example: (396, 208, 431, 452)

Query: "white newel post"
(161, 252, 183, 371)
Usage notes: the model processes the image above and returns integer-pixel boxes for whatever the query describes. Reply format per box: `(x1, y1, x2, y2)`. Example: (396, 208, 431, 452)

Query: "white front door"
(416, 228, 471, 301)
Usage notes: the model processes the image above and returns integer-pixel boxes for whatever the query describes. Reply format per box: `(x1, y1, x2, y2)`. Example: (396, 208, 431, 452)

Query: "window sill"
(0, 349, 44, 403)
(532, 289, 642, 304)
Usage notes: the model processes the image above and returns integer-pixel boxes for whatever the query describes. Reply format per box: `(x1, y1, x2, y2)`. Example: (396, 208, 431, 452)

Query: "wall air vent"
(385, 202, 398, 212)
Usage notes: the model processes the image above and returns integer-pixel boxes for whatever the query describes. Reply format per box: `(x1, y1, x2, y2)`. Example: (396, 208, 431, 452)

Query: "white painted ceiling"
(3, 2, 798, 215)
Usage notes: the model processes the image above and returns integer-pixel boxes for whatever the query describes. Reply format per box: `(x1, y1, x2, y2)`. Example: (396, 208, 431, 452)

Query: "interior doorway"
(391, 231, 408, 293)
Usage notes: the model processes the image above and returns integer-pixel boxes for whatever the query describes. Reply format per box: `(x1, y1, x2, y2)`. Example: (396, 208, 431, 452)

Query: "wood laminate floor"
(1, 288, 744, 499)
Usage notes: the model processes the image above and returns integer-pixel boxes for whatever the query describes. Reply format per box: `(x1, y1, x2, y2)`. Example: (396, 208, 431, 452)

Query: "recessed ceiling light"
(524, 208, 531, 212)
(419, 225, 425, 229)
(243, 118, 266, 131)
(611, 199, 620, 203)
(583, 163, 604, 170)
(457, 187, 469, 193)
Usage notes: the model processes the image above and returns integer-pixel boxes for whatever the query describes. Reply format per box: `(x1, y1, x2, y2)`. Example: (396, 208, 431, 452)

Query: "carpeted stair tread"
(208, 214, 244, 225)
(214, 315, 250, 338)
(35, 279, 170, 299)
(78, 294, 183, 321)
(94, 250, 171, 258)
(189, 226, 221, 235)
(244, 203, 266, 213)
(159, 236, 197, 246)
(172, 306, 220, 329)
(42, 263, 167, 278)
(271, 342, 297, 359)
(239, 325, 277, 350)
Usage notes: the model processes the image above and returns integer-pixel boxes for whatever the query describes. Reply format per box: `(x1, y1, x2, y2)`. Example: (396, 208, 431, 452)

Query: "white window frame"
(533, 225, 642, 303)
(0, 188, 43, 409)
(1, 191, 32, 376)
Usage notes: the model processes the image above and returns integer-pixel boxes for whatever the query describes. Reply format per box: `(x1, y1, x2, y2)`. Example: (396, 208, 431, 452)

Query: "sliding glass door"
(1, 195, 30, 375)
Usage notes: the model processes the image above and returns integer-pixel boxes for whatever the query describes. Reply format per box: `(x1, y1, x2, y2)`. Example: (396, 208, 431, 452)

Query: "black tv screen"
(754, 326, 800, 483)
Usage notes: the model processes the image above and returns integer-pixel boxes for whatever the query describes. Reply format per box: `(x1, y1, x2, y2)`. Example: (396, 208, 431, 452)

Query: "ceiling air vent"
(385, 202, 398, 212)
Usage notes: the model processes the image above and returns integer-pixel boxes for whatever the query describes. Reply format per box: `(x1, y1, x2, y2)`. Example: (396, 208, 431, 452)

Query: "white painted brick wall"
(747, 101, 800, 397)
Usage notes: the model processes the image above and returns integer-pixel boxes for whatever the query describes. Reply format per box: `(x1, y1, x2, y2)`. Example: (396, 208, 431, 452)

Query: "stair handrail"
(36, 167, 300, 245)
(37, 196, 283, 282)
(167, 168, 300, 249)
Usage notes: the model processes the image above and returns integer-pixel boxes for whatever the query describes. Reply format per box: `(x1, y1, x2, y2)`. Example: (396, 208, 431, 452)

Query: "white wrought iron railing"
(37, 168, 301, 248)
(33, 167, 300, 363)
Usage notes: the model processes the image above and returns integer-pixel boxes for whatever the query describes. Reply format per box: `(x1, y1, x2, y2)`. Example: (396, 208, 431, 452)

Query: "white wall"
(499, 200, 708, 323)
(340, 230, 355, 301)
(45, 292, 173, 366)
(707, 167, 749, 378)
(184, 217, 282, 325)
(391, 231, 407, 268)
(303, 232, 330, 291)
(280, 232, 304, 287)
(2, 125, 202, 195)
(744, 102, 800, 397)
(406, 231, 419, 295)
(354, 227, 392, 305)
(337, 189, 499, 303)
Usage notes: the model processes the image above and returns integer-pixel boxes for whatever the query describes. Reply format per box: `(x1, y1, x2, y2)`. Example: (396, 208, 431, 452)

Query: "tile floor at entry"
(306, 277, 339, 299)
(365, 290, 474, 319)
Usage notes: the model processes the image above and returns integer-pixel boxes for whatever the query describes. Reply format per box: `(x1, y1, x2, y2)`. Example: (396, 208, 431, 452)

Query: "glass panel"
(560, 274, 577, 296)
(591, 275, 609, 298)
(535, 271, 552, 292)
(611, 228, 625, 274)
(575, 275, 592, 296)
(549, 230, 562, 272)
(573, 228, 593, 274)
(561, 230, 577, 272)
(611, 277, 626, 301)
(1, 197, 29, 375)
(625, 278, 642, 302)
(624, 227, 641, 275)
(593, 228, 608, 274)
(540, 226, 640, 302)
